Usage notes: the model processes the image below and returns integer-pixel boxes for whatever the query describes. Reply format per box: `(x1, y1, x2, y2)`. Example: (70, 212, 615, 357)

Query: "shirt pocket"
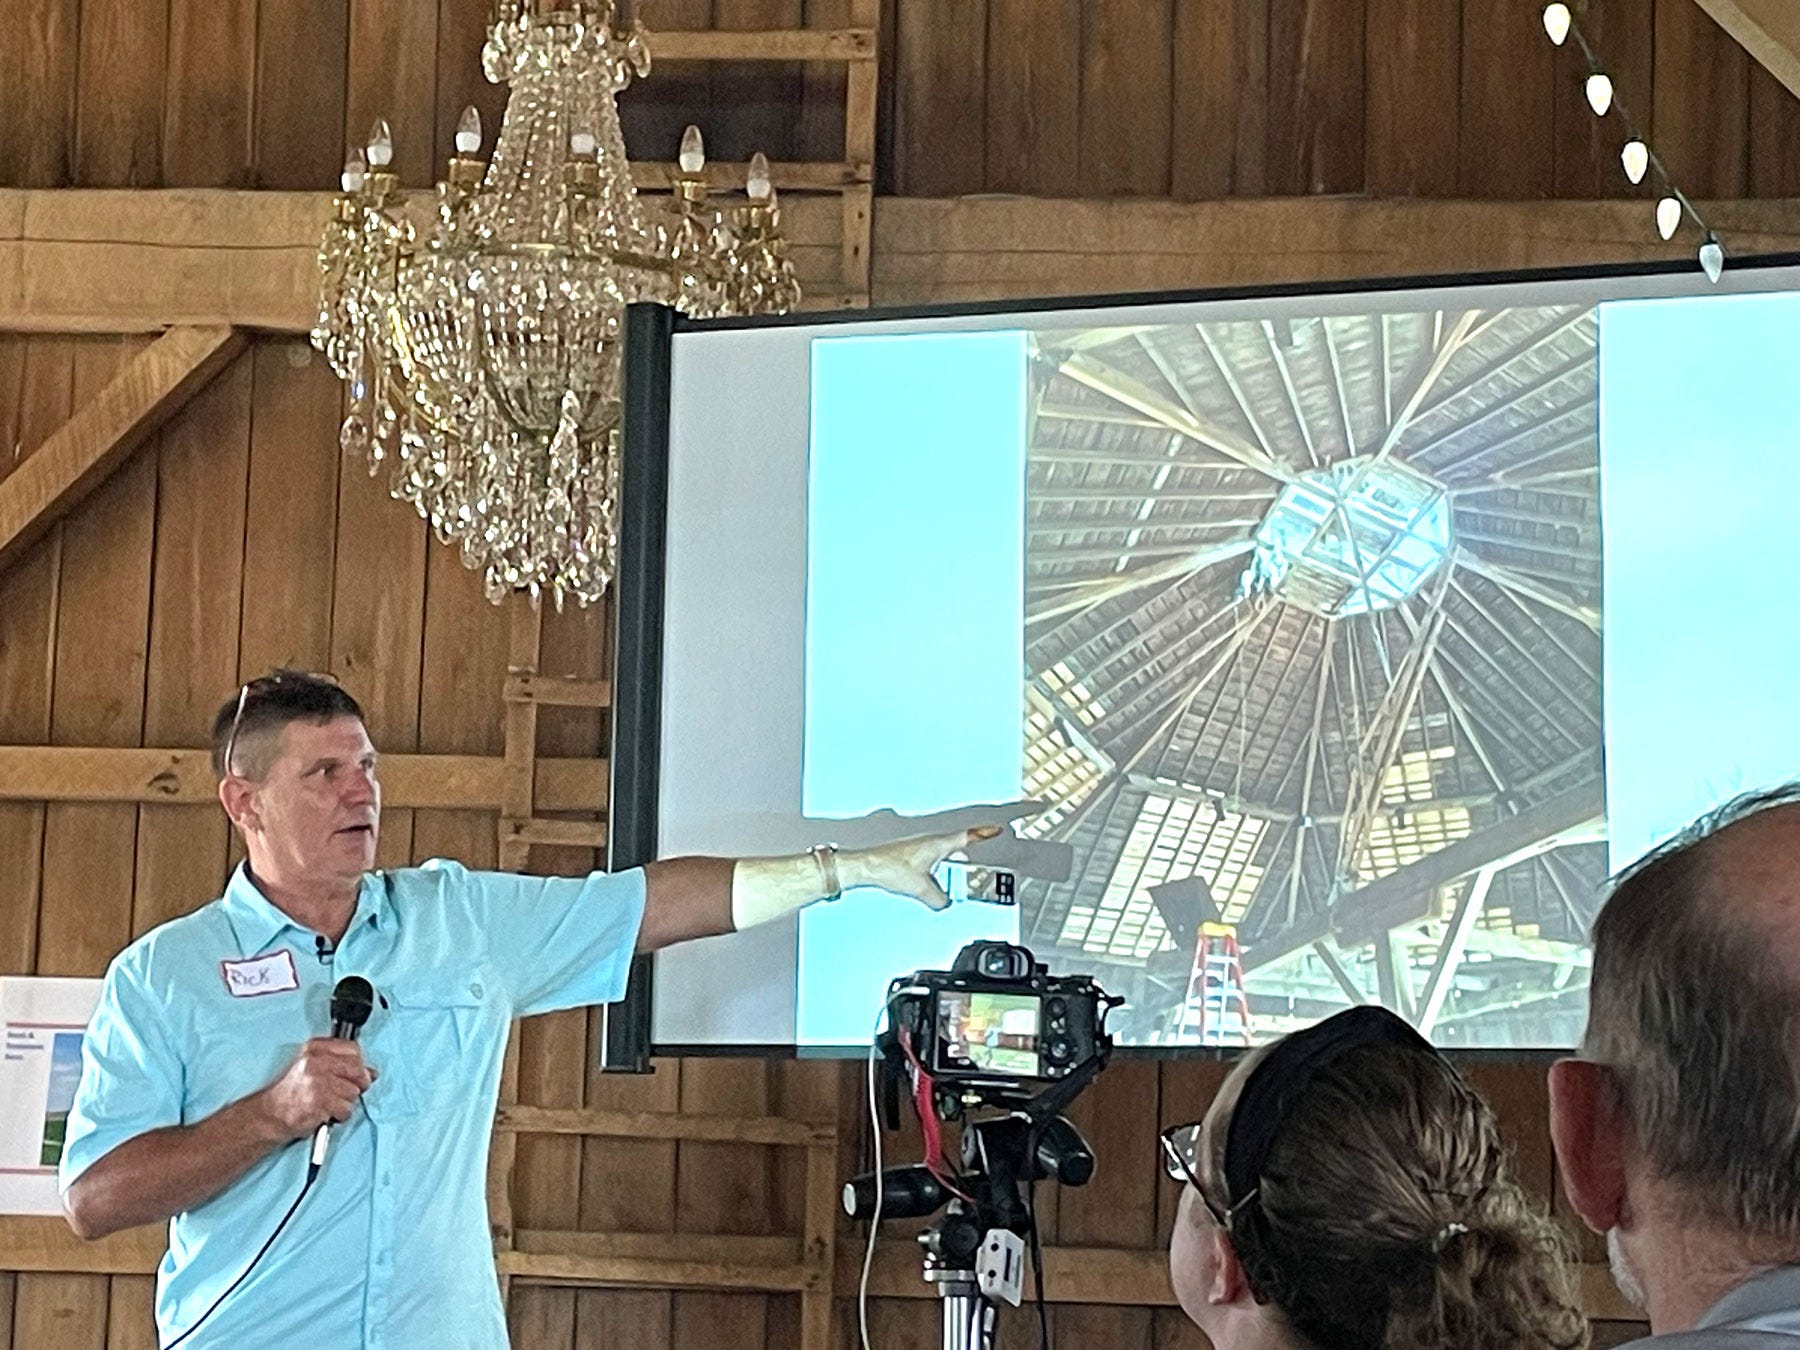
(379, 966, 503, 1116)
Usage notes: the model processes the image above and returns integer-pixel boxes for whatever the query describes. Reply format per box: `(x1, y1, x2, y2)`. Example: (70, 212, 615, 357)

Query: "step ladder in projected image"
(1173, 922, 1252, 1047)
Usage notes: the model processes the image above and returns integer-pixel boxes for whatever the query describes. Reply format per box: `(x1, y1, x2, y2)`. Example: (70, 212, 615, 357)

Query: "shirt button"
(470, 981, 484, 999)
(383, 1172, 392, 1186)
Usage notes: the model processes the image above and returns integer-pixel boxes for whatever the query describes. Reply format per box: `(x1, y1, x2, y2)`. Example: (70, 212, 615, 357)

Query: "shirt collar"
(1697, 1264, 1800, 1331)
(221, 863, 387, 957)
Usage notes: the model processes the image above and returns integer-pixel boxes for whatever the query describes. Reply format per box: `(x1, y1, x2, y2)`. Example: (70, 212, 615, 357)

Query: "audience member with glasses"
(55, 670, 1001, 1349)
(1161, 1004, 1586, 1350)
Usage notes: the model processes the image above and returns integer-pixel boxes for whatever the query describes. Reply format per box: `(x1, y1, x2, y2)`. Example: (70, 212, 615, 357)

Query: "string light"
(1657, 196, 1683, 241)
(1542, 4, 1722, 278)
(1542, 2, 1572, 45)
(1585, 72, 1614, 117)
(1620, 139, 1648, 185)
(1699, 234, 1725, 284)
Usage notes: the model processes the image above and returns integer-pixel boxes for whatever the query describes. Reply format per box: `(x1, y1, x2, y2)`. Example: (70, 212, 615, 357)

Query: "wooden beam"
(495, 1104, 833, 1148)
(1693, 0, 1800, 99)
(0, 1216, 163, 1275)
(6, 190, 1799, 336)
(0, 325, 242, 573)
(645, 27, 875, 62)
(0, 1214, 1640, 1320)
(1333, 778, 1606, 950)
(844, 1240, 1643, 1319)
(0, 746, 607, 810)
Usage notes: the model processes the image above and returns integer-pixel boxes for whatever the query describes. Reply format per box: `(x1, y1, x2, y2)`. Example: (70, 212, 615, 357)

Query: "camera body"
(882, 941, 1112, 1091)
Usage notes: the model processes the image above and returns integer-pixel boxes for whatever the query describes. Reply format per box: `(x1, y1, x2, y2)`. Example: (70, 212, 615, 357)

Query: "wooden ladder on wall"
(482, 20, 876, 1338)
(485, 584, 847, 1348)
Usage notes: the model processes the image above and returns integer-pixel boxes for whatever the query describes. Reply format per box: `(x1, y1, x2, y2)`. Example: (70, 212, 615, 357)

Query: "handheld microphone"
(309, 974, 375, 1171)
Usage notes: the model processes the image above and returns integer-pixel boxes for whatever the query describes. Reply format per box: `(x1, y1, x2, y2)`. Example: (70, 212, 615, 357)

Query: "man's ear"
(1208, 1227, 1252, 1306)
(218, 775, 261, 836)
(1549, 1057, 1630, 1233)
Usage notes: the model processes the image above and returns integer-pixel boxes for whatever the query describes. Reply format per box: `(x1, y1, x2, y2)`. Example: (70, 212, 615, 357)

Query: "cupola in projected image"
(1016, 306, 1603, 1050)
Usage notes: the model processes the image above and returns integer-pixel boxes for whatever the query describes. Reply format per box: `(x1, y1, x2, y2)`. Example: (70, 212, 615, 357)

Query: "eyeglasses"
(1159, 1121, 1255, 1230)
(221, 670, 341, 777)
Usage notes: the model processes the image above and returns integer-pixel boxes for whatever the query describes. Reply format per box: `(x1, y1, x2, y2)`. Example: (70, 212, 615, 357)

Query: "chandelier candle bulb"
(455, 106, 482, 155)
(1621, 140, 1649, 185)
(1542, 2, 1572, 45)
(1657, 196, 1683, 240)
(366, 118, 394, 168)
(1585, 72, 1614, 117)
(341, 152, 367, 194)
(679, 124, 705, 174)
(747, 151, 773, 202)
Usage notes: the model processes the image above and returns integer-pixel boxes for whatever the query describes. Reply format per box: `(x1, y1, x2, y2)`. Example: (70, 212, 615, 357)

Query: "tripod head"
(844, 943, 1119, 1347)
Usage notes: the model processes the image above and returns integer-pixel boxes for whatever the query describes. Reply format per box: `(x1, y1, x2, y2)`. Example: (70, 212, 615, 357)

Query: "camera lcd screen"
(935, 990, 1041, 1078)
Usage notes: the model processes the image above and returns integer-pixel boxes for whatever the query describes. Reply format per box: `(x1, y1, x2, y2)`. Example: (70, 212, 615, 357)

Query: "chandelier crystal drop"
(311, 0, 800, 607)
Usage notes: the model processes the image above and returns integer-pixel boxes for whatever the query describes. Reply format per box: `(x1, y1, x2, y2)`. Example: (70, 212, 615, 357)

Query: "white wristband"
(730, 847, 853, 931)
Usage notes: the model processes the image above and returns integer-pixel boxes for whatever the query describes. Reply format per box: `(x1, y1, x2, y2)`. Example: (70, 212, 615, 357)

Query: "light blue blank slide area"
(798, 331, 1027, 1046)
(1601, 290, 1800, 871)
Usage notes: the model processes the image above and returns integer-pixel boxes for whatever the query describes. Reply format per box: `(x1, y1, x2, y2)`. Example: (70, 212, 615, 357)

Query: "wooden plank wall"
(0, 0, 1795, 201)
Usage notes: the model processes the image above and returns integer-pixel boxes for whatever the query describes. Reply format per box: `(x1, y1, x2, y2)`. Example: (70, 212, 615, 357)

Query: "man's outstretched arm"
(636, 826, 1000, 953)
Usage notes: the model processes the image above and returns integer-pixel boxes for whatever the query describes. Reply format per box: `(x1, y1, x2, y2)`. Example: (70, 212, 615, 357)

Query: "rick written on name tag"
(220, 951, 300, 998)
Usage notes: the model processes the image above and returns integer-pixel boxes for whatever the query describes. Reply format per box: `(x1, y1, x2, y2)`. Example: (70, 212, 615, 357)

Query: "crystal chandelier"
(312, 0, 800, 606)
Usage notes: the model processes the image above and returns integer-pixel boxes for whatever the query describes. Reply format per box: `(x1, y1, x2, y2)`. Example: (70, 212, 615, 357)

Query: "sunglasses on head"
(221, 670, 342, 777)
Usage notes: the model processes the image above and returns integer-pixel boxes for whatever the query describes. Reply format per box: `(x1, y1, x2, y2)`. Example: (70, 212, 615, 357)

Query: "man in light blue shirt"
(59, 671, 989, 1348)
(1551, 786, 1800, 1346)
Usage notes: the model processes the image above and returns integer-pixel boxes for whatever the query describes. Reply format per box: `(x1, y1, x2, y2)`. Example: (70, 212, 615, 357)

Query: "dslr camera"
(879, 941, 1115, 1098)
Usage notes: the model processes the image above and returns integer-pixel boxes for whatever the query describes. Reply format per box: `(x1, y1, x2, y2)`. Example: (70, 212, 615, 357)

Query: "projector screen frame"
(608, 250, 1800, 1066)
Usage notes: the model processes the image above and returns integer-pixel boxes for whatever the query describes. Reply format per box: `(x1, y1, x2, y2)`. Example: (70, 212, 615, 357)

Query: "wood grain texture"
(1079, 0, 1174, 196)
(1364, 0, 1459, 196)
(0, 326, 242, 574)
(1267, 0, 1364, 196)
(329, 404, 428, 868)
(0, 338, 73, 979)
(1172, 0, 1269, 200)
(72, 0, 164, 187)
(711, 0, 806, 164)
(1460, 0, 1557, 198)
(239, 343, 340, 675)
(1655, 0, 1752, 199)
(985, 0, 1080, 197)
(164, 0, 258, 186)
(0, 0, 79, 186)
(890, 0, 986, 194)
(255, 0, 350, 190)
(130, 350, 251, 936)
(1748, 61, 1800, 196)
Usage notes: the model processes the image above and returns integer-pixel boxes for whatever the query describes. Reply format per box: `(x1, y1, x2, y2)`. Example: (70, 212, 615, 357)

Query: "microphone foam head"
(331, 975, 376, 1029)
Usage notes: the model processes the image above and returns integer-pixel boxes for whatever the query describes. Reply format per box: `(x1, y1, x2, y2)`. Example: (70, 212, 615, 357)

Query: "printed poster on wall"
(0, 976, 102, 1216)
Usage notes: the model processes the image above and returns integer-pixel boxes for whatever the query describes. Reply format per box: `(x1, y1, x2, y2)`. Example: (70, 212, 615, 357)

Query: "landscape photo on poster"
(0, 977, 102, 1215)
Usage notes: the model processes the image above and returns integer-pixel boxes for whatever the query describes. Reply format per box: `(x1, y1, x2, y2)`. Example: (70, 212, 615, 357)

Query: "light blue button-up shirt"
(60, 859, 646, 1349)
(1625, 1265, 1800, 1346)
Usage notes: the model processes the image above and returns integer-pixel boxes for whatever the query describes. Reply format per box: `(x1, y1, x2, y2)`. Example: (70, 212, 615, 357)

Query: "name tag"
(220, 950, 300, 998)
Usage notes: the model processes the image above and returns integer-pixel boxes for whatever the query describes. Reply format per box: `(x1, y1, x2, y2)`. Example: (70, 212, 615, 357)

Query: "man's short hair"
(1585, 784, 1800, 1242)
(209, 671, 365, 779)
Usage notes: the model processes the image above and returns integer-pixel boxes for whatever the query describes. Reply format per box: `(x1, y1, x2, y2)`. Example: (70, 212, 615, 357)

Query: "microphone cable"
(163, 973, 374, 1348)
(162, 1156, 319, 1349)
